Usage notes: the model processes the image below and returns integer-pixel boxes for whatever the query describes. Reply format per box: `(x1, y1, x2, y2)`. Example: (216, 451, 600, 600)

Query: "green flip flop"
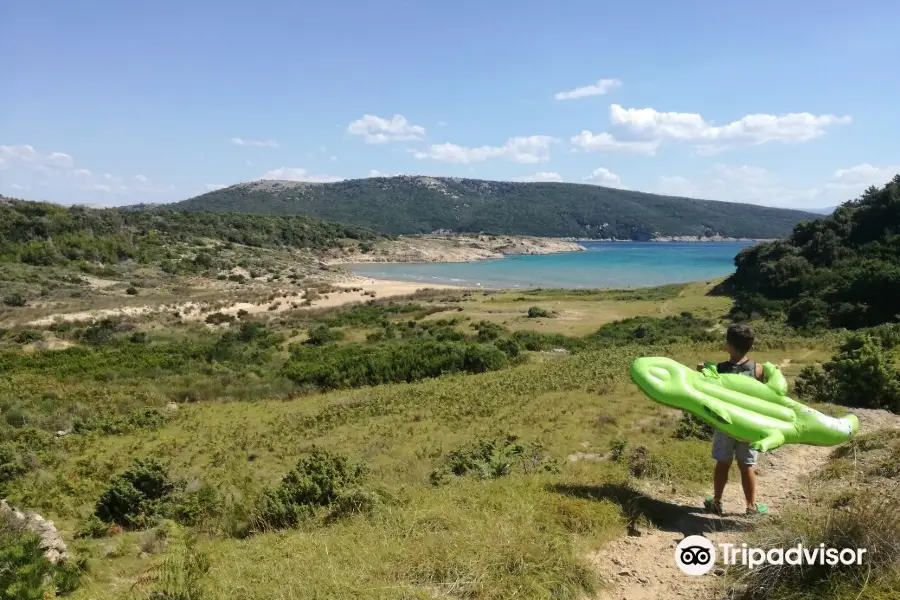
(746, 503, 769, 516)
(704, 496, 724, 515)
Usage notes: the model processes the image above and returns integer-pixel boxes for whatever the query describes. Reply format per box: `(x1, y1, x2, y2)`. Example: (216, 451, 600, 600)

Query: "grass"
(0, 278, 869, 600)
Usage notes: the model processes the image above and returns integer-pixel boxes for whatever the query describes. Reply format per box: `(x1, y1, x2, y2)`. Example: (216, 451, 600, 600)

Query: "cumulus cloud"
(570, 131, 661, 155)
(583, 167, 625, 188)
(231, 137, 279, 148)
(518, 172, 563, 183)
(72, 169, 92, 177)
(832, 163, 899, 185)
(554, 78, 622, 100)
(135, 174, 148, 183)
(609, 104, 851, 153)
(653, 163, 899, 209)
(415, 135, 558, 164)
(347, 114, 426, 144)
(261, 167, 343, 183)
(205, 183, 228, 191)
(10, 183, 31, 191)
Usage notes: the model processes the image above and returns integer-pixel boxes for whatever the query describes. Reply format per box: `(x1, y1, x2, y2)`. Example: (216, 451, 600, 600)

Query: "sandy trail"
(585, 408, 900, 600)
(25, 276, 463, 326)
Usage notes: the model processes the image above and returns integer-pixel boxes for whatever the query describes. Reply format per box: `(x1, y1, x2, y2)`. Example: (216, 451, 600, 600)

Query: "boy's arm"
(756, 362, 767, 382)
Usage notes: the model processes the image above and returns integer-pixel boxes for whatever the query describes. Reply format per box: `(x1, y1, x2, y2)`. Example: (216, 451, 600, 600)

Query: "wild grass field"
(2, 275, 898, 600)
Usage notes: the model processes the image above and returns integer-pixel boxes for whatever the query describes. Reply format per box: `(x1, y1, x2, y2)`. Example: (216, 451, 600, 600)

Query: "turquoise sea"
(349, 241, 756, 289)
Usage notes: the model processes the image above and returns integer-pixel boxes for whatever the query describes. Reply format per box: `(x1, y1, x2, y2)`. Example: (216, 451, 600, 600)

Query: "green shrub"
(2, 293, 26, 307)
(472, 320, 507, 341)
(13, 330, 42, 344)
(94, 458, 176, 529)
(673, 413, 715, 440)
(0, 515, 53, 600)
(589, 313, 717, 346)
(134, 527, 210, 600)
(608, 439, 628, 462)
(75, 318, 121, 346)
(251, 448, 367, 532)
(305, 324, 344, 346)
(283, 339, 510, 391)
(204, 312, 235, 325)
(795, 331, 900, 412)
(429, 434, 559, 485)
(0, 444, 26, 493)
(125, 286, 138, 295)
(511, 330, 585, 352)
(527, 306, 552, 318)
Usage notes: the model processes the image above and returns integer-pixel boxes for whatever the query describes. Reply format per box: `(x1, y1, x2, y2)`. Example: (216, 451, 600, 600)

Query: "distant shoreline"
(561, 237, 771, 243)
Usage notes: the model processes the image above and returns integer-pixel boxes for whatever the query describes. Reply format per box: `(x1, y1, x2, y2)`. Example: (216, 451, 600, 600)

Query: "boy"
(697, 323, 769, 516)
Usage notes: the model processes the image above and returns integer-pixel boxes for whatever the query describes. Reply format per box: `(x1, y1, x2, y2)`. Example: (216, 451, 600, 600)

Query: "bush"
(673, 413, 715, 440)
(283, 339, 510, 391)
(133, 526, 210, 600)
(2, 293, 26, 307)
(305, 324, 344, 346)
(0, 443, 27, 490)
(94, 458, 176, 529)
(526, 306, 552, 318)
(429, 434, 559, 485)
(251, 448, 367, 532)
(0, 515, 54, 600)
(795, 331, 900, 412)
(13, 330, 42, 344)
(589, 313, 718, 346)
(204, 312, 235, 325)
(473, 320, 507, 341)
(125, 286, 138, 295)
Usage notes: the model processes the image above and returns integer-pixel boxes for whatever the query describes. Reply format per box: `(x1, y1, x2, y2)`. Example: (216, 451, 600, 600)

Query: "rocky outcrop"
(1, 499, 69, 564)
(326, 234, 584, 265)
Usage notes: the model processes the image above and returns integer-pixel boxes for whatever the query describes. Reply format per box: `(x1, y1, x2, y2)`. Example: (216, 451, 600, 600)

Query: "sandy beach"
(25, 275, 465, 327)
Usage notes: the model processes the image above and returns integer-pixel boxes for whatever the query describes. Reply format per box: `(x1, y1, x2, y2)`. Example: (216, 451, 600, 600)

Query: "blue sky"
(2, 0, 899, 209)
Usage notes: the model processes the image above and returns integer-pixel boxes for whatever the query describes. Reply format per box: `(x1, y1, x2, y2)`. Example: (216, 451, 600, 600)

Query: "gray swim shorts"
(712, 431, 758, 465)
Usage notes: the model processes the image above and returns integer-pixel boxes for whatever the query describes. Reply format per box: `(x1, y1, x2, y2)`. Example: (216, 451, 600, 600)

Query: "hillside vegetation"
(724, 175, 900, 330)
(0, 197, 381, 270)
(170, 176, 817, 239)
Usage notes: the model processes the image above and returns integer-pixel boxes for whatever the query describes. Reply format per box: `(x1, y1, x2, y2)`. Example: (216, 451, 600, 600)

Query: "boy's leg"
(711, 432, 734, 506)
(736, 443, 764, 512)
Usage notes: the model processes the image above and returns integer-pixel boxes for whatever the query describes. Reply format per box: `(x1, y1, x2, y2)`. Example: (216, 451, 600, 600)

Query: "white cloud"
(570, 131, 660, 155)
(45, 152, 74, 169)
(10, 183, 31, 191)
(261, 167, 343, 183)
(609, 104, 851, 152)
(0, 145, 39, 162)
(347, 114, 426, 144)
(205, 183, 228, 191)
(72, 168, 92, 177)
(135, 174, 148, 183)
(652, 163, 900, 209)
(518, 172, 563, 183)
(657, 175, 703, 198)
(415, 135, 558, 164)
(832, 163, 899, 185)
(231, 137, 279, 148)
(583, 167, 625, 188)
(554, 78, 622, 100)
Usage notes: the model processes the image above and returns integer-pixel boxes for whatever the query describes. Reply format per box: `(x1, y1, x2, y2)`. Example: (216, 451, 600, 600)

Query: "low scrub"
(728, 494, 900, 599)
(795, 327, 900, 413)
(283, 339, 512, 391)
(250, 448, 375, 532)
(429, 434, 560, 485)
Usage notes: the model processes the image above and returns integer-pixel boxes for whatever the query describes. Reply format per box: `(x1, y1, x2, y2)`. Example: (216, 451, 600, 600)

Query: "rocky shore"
(325, 234, 584, 265)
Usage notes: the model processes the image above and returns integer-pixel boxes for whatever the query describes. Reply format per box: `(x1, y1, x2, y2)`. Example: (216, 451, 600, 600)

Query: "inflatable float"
(629, 357, 858, 451)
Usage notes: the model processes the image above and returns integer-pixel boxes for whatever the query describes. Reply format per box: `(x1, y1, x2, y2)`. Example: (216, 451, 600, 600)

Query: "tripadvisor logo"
(674, 535, 868, 575)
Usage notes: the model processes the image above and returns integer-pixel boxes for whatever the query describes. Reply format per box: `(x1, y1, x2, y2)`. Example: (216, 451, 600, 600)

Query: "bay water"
(349, 241, 756, 289)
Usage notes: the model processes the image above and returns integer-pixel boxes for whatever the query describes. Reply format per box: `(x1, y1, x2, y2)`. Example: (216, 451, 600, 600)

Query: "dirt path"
(584, 408, 900, 600)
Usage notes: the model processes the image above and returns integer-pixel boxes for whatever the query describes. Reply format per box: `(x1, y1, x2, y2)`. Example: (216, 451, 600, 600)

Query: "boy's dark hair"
(726, 323, 755, 355)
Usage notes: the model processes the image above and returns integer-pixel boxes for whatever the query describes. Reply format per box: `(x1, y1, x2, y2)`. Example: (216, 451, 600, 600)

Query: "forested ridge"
(170, 176, 817, 240)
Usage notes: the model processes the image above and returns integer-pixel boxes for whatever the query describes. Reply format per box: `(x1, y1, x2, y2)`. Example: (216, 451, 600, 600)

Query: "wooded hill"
(169, 176, 818, 240)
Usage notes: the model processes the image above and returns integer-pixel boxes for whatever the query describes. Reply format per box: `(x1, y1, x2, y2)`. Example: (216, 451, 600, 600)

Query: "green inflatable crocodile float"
(630, 357, 859, 451)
